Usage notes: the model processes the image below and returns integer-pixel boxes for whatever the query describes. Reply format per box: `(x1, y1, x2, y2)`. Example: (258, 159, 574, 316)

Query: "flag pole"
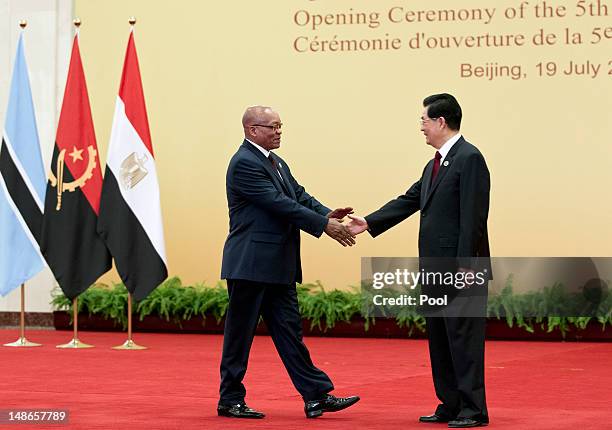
(2, 20, 42, 348)
(56, 297, 94, 348)
(112, 292, 146, 350)
(111, 16, 146, 351)
(4, 284, 42, 347)
(52, 18, 93, 350)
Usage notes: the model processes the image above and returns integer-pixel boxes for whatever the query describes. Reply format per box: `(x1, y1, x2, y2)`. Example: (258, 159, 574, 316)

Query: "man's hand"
(346, 215, 369, 236)
(327, 207, 354, 221)
(325, 218, 356, 247)
(457, 267, 476, 289)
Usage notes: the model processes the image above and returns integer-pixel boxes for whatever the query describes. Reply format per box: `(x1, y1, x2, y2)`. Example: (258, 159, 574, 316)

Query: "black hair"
(423, 93, 462, 130)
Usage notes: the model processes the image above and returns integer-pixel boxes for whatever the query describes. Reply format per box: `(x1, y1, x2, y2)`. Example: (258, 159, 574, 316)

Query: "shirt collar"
(437, 133, 461, 162)
(246, 138, 271, 158)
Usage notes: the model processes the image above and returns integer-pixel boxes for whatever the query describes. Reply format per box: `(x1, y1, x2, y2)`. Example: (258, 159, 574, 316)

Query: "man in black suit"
(217, 106, 360, 419)
(348, 94, 490, 428)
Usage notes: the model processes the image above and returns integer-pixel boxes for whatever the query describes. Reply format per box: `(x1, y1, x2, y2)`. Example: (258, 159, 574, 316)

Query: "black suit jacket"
(365, 137, 491, 275)
(221, 140, 330, 285)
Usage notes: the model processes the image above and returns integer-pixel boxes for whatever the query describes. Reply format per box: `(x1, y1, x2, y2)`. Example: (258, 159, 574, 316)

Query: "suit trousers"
(426, 311, 488, 422)
(219, 279, 334, 404)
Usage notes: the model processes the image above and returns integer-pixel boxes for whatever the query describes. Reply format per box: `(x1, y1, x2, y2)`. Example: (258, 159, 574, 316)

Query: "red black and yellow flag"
(40, 33, 111, 299)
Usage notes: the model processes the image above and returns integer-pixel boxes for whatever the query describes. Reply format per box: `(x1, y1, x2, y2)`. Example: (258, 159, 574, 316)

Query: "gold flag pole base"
(4, 337, 42, 347)
(111, 293, 147, 350)
(56, 338, 94, 349)
(3, 284, 41, 347)
(111, 339, 147, 350)
(56, 297, 95, 348)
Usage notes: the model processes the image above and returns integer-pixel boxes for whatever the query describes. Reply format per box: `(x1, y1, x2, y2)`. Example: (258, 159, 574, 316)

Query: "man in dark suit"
(218, 106, 360, 419)
(348, 94, 490, 428)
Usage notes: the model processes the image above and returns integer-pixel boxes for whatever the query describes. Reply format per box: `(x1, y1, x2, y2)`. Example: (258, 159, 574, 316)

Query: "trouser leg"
(444, 315, 488, 421)
(219, 279, 265, 405)
(426, 316, 460, 418)
(261, 284, 334, 401)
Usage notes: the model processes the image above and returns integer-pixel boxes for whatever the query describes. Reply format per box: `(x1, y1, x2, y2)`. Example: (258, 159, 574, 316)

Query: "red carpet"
(0, 330, 610, 429)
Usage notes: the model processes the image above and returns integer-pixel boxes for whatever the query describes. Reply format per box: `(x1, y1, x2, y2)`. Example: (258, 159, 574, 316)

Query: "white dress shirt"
(246, 139, 283, 180)
(437, 133, 462, 164)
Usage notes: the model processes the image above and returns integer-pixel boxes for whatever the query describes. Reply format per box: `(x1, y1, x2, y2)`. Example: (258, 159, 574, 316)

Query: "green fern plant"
(51, 275, 612, 335)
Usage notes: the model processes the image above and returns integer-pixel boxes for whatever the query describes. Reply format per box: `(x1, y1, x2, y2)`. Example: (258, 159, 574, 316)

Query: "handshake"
(324, 207, 369, 247)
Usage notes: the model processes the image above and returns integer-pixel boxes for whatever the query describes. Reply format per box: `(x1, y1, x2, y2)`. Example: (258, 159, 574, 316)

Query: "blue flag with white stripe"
(0, 34, 47, 295)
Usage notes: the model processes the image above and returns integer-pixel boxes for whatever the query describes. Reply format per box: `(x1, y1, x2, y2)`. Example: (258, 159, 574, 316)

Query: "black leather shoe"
(304, 394, 360, 418)
(419, 413, 452, 423)
(217, 403, 265, 419)
(448, 418, 487, 428)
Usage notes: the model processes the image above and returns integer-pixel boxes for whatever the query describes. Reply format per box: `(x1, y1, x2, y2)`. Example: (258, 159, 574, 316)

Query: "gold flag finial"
(19, 20, 27, 29)
(129, 16, 136, 26)
(73, 18, 81, 28)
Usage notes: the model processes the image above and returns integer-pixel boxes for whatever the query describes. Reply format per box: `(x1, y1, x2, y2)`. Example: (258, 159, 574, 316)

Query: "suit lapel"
(421, 159, 434, 203)
(242, 141, 292, 197)
(275, 158, 296, 199)
(422, 137, 464, 207)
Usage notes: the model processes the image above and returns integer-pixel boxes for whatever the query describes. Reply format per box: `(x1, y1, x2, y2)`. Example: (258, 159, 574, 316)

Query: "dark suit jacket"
(365, 137, 491, 276)
(221, 140, 330, 285)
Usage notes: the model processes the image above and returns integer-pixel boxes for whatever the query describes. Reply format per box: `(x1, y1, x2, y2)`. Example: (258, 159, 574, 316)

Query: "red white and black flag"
(40, 33, 111, 299)
(98, 30, 168, 301)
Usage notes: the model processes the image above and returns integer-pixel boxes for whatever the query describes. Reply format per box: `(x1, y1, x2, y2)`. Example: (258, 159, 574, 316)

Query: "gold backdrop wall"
(75, 0, 612, 289)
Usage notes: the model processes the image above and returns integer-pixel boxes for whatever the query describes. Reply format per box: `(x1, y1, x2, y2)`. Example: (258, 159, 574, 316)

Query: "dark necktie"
(267, 154, 277, 170)
(430, 151, 442, 185)
(268, 154, 283, 181)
